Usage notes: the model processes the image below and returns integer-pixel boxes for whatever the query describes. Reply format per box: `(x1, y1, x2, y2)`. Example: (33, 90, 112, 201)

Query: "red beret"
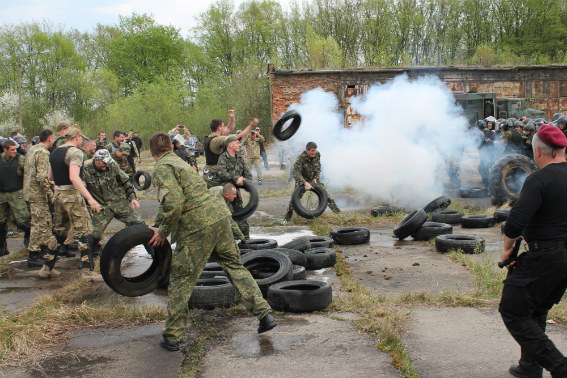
(537, 124, 567, 148)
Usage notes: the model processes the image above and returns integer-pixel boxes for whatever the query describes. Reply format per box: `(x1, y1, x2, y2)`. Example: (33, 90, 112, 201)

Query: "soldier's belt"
(55, 185, 76, 191)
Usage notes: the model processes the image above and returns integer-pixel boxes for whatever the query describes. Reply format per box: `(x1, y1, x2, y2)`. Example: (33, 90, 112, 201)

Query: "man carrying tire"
(217, 136, 252, 239)
(500, 124, 567, 378)
(147, 132, 276, 352)
(83, 149, 142, 255)
(284, 141, 340, 222)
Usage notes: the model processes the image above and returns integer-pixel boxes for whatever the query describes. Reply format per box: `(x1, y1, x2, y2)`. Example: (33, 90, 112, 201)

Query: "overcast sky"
(1, 0, 294, 37)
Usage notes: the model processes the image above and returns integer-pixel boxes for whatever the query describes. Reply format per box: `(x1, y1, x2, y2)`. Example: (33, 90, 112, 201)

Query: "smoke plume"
(284, 74, 472, 209)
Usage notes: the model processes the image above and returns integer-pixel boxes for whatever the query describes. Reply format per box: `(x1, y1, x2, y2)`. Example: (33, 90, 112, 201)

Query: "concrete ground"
(0, 151, 565, 378)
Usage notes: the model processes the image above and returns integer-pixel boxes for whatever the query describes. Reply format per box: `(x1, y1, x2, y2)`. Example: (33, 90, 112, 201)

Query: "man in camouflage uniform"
(202, 110, 257, 188)
(50, 121, 72, 151)
(209, 183, 246, 240)
(83, 149, 142, 253)
(80, 137, 96, 161)
(147, 132, 275, 351)
(24, 129, 59, 267)
(0, 140, 31, 256)
(243, 130, 264, 185)
(284, 141, 340, 222)
(111, 143, 135, 180)
(44, 128, 102, 277)
(217, 136, 252, 239)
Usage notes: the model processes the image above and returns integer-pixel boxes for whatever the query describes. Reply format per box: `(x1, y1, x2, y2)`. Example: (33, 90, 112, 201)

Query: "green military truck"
(453, 92, 544, 123)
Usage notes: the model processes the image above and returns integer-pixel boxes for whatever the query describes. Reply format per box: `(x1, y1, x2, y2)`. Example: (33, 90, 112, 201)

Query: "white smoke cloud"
(285, 74, 473, 209)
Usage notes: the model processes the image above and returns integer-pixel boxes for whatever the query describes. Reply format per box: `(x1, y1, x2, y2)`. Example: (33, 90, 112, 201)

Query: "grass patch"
(550, 301, 567, 326)
(446, 251, 506, 299)
(0, 249, 27, 267)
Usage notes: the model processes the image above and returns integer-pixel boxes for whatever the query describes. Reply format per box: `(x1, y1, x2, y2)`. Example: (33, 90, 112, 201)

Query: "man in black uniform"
(500, 124, 567, 378)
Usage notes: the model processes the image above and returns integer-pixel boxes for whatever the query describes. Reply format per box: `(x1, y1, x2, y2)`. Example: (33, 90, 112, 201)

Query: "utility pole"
(18, 49, 50, 134)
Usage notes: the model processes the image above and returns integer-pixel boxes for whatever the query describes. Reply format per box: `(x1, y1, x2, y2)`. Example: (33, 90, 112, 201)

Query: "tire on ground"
(267, 280, 332, 312)
(370, 206, 402, 217)
(291, 265, 307, 280)
(494, 209, 511, 223)
(393, 209, 428, 240)
(461, 215, 496, 228)
(188, 277, 240, 309)
(271, 248, 307, 267)
(435, 234, 485, 254)
(423, 195, 451, 214)
(459, 187, 489, 198)
(238, 238, 278, 250)
(411, 222, 453, 241)
(291, 182, 328, 219)
(232, 180, 259, 221)
(100, 223, 172, 297)
(281, 237, 311, 252)
(273, 110, 301, 141)
(307, 236, 335, 248)
(431, 210, 464, 224)
(304, 247, 336, 270)
(489, 154, 538, 206)
(241, 250, 293, 297)
(330, 227, 370, 245)
(132, 170, 152, 191)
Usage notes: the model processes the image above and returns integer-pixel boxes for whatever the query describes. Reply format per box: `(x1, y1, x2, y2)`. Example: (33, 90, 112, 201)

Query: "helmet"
(172, 134, 185, 146)
(552, 113, 564, 122)
(524, 122, 535, 132)
(475, 120, 487, 130)
(31, 136, 40, 145)
(534, 118, 545, 127)
(499, 119, 511, 131)
(513, 121, 524, 129)
(522, 118, 532, 125)
(12, 135, 27, 145)
(556, 116, 567, 129)
(484, 116, 496, 124)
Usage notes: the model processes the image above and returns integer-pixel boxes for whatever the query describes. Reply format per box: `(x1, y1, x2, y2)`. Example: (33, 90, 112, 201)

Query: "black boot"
(92, 237, 102, 256)
(509, 360, 543, 378)
(19, 222, 30, 248)
(258, 313, 277, 334)
(27, 251, 44, 268)
(58, 244, 75, 258)
(0, 222, 9, 256)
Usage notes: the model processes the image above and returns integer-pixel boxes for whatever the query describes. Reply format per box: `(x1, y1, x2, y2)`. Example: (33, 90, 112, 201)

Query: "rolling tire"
(393, 209, 428, 240)
(292, 265, 307, 280)
(271, 248, 307, 267)
(489, 154, 538, 206)
(461, 215, 496, 228)
(304, 247, 336, 270)
(370, 206, 401, 217)
(494, 209, 511, 223)
(423, 195, 451, 214)
(281, 237, 311, 252)
(330, 227, 370, 245)
(291, 183, 328, 219)
(435, 234, 485, 254)
(238, 238, 278, 250)
(411, 222, 453, 241)
(273, 110, 301, 141)
(188, 277, 239, 309)
(232, 180, 259, 221)
(132, 170, 152, 191)
(241, 250, 293, 297)
(431, 210, 464, 224)
(267, 280, 332, 312)
(100, 223, 172, 297)
(459, 187, 488, 198)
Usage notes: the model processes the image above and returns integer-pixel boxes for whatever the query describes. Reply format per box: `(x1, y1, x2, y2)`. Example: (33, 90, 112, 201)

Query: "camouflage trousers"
(232, 190, 249, 238)
(28, 200, 59, 252)
(92, 199, 142, 240)
(163, 217, 271, 342)
(0, 190, 30, 225)
(285, 182, 340, 219)
(202, 166, 219, 189)
(247, 156, 262, 180)
(53, 189, 92, 249)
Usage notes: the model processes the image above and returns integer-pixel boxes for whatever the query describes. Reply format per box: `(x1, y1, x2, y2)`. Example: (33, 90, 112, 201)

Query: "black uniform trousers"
(499, 245, 567, 376)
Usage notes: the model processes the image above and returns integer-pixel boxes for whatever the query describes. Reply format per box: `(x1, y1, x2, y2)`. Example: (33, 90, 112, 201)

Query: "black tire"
(100, 223, 172, 297)
(494, 209, 511, 223)
(370, 206, 402, 217)
(489, 154, 538, 206)
(459, 187, 489, 198)
(241, 250, 293, 297)
(461, 215, 496, 228)
(238, 238, 278, 250)
(132, 170, 152, 191)
(411, 222, 453, 241)
(330, 227, 370, 245)
(188, 277, 239, 310)
(304, 247, 336, 270)
(282, 236, 311, 251)
(267, 280, 332, 312)
(199, 270, 227, 279)
(232, 180, 259, 221)
(307, 236, 335, 248)
(423, 195, 451, 214)
(273, 110, 301, 141)
(239, 248, 253, 255)
(271, 248, 307, 267)
(291, 183, 328, 219)
(292, 265, 307, 280)
(431, 210, 464, 224)
(393, 209, 428, 240)
(435, 234, 485, 254)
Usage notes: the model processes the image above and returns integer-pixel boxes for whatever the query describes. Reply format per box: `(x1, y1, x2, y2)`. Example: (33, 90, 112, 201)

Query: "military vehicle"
(453, 92, 544, 124)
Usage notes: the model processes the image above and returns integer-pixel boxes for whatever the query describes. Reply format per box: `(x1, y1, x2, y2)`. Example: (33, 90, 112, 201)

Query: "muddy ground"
(0, 159, 565, 378)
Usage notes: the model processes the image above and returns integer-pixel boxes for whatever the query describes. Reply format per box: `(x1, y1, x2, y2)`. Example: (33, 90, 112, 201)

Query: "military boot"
(509, 360, 543, 378)
(19, 222, 30, 248)
(0, 222, 9, 256)
(27, 252, 44, 268)
(38, 265, 61, 279)
(58, 244, 75, 258)
(283, 209, 293, 222)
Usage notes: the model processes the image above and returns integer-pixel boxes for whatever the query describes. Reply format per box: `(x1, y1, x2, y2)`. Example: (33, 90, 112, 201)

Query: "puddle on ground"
(231, 331, 309, 358)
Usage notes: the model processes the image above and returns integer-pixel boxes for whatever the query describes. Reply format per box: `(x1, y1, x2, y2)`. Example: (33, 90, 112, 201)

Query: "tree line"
(0, 0, 565, 141)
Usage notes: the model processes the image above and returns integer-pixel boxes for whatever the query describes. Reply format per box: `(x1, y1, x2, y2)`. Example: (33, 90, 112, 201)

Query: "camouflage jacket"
(208, 186, 245, 240)
(24, 143, 52, 202)
(217, 151, 252, 184)
(111, 152, 134, 178)
(293, 151, 321, 185)
(82, 159, 136, 206)
(152, 151, 230, 242)
(243, 135, 264, 160)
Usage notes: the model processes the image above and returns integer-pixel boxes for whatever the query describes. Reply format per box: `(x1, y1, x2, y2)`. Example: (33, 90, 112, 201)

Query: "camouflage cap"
(225, 136, 238, 147)
(57, 121, 71, 132)
(93, 149, 114, 164)
(66, 127, 84, 138)
(119, 142, 131, 153)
